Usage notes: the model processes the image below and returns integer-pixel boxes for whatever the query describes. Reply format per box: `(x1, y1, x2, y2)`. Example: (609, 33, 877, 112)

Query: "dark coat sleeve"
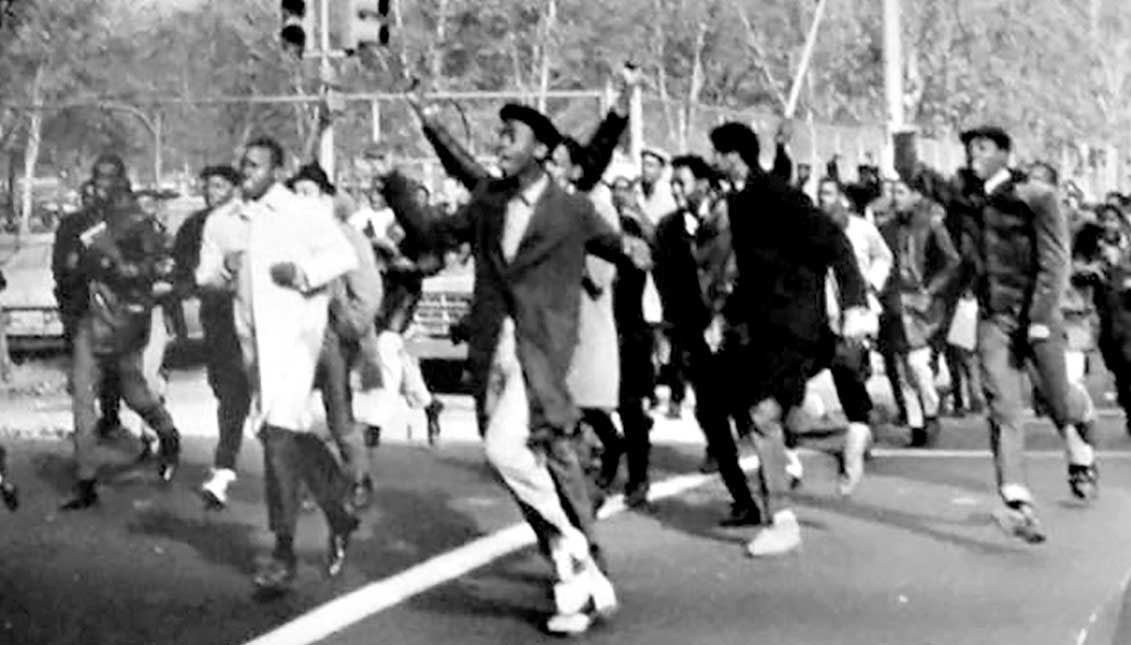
(381, 172, 476, 253)
(924, 218, 962, 298)
(575, 112, 629, 193)
(421, 120, 491, 191)
(771, 143, 793, 183)
(790, 187, 866, 312)
(893, 131, 964, 211)
(170, 209, 208, 299)
(1025, 185, 1071, 326)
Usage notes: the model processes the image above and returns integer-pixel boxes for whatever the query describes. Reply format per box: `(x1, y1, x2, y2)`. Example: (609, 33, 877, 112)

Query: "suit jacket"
(726, 170, 867, 352)
(382, 171, 628, 434)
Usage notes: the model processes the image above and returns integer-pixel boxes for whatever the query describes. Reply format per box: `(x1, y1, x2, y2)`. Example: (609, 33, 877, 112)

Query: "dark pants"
(619, 329, 655, 488)
(315, 329, 367, 484)
(679, 331, 757, 511)
(978, 315, 1091, 503)
(881, 349, 908, 422)
(260, 425, 353, 539)
(817, 335, 873, 425)
(945, 343, 984, 411)
(203, 307, 251, 471)
(66, 311, 124, 424)
(658, 328, 688, 405)
(71, 316, 178, 481)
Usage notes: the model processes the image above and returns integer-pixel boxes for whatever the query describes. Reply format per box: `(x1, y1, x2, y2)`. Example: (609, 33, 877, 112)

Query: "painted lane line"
(244, 455, 761, 645)
(860, 448, 1131, 460)
(1075, 563, 1131, 645)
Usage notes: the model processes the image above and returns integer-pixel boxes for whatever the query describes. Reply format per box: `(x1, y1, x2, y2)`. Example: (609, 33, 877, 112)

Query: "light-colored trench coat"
(566, 185, 622, 410)
(234, 185, 358, 432)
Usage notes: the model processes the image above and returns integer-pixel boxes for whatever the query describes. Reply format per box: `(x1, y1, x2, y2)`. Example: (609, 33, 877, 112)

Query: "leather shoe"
(326, 515, 361, 578)
(719, 504, 762, 527)
(1, 481, 18, 511)
(253, 558, 297, 596)
(157, 433, 181, 483)
(61, 479, 98, 511)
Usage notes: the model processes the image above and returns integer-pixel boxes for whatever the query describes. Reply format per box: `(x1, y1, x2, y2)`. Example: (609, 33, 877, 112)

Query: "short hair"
(1029, 161, 1059, 185)
(245, 136, 286, 168)
(199, 164, 241, 186)
(91, 153, 126, 178)
(670, 154, 714, 181)
(709, 122, 761, 169)
(817, 176, 844, 193)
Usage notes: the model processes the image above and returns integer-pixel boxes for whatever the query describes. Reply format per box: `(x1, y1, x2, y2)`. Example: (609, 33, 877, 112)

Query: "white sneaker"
(200, 468, 236, 509)
(547, 564, 617, 635)
(784, 449, 804, 489)
(839, 423, 873, 497)
(588, 565, 618, 618)
(545, 610, 593, 635)
(745, 509, 801, 557)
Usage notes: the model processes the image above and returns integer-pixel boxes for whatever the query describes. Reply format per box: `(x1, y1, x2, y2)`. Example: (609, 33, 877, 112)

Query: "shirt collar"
(516, 173, 549, 207)
(983, 167, 1012, 195)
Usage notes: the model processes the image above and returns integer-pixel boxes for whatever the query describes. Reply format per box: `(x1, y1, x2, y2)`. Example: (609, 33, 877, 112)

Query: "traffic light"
(341, 0, 390, 52)
(280, 0, 311, 56)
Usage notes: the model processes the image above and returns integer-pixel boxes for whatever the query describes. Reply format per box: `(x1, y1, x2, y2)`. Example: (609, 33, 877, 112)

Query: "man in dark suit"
(895, 125, 1098, 544)
(710, 122, 871, 558)
(380, 103, 649, 636)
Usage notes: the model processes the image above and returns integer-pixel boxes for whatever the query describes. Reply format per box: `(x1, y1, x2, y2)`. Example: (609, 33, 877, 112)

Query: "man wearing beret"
(709, 121, 872, 557)
(179, 164, 251, 509)
(380, 102, 650, 635)
(895, 125, 1099, 544)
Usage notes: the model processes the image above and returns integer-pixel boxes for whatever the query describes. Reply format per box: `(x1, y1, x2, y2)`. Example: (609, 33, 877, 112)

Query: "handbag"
(946, 295, 978, 351)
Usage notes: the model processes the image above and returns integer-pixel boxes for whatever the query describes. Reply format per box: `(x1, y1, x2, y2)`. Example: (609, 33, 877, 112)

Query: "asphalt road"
(1, 406, 1130, 645)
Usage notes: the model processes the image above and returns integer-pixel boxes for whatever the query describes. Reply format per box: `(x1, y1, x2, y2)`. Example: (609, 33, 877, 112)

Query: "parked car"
(0, 234, 64, 350)
(404, 263, 473, 362)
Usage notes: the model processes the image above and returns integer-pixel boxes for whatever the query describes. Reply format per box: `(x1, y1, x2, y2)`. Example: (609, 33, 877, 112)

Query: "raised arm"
(893, 130, 964, 212)
(381, 171, 476, 254)
(415, 108, 491, 191)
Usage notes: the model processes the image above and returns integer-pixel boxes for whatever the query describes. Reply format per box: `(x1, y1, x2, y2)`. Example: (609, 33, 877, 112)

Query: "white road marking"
(1075, 564, 1131, 645)
(244, 455, 761, 645)
(858, 448, 1131, 460)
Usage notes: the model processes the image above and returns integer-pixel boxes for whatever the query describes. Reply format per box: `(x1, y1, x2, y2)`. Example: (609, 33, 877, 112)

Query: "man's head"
(546, 136, 585, 186)
(710, 122, 760, 183)
(200, 165, 240, 209)
(287, 162, 335, 198)
(135, 191, 160, 218)
(670, 154, 715, 212)
(817, 177, 845, 211)
(1105, 191, 1125, 209)
(240, 137, 286, 201)
(495, 104, 560, 179)
(961, 125, 1011, 180)
(1028, 161, 1058, 187)
(893, 179, 921, 213)
(90, 153, 127, 203)
(611, 176, 636, 212)
(640, 148, 668, 186)
(1098, 204, 1125, 239)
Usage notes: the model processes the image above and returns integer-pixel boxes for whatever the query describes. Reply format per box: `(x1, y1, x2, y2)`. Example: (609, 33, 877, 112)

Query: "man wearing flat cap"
(176, 164, 252, 510)
(379, 102, 650, 635)
(895, 124, 1099, 545)
(708, 120, 872, 558)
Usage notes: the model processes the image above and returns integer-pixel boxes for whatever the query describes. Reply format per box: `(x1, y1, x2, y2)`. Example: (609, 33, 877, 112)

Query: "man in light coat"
(230, 137, 361, 593)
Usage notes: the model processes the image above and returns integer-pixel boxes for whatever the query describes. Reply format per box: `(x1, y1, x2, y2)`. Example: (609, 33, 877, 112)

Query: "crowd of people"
(4, 62, 1130, 635)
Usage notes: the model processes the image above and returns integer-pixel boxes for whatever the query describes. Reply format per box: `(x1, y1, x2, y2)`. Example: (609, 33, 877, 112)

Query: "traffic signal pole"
(318, 0, 335, 177)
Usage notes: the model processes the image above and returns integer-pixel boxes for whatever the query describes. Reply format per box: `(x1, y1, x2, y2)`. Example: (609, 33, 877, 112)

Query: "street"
(1, 368, 1131, 645)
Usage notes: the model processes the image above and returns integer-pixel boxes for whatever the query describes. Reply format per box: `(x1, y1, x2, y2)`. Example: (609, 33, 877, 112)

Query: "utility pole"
(882, 0, 903, 171)
(318, 0, 335, 178)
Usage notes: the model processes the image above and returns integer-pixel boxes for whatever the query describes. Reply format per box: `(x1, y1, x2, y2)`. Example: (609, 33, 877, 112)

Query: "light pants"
(1065, 349, 1087, 386)
(353, 331, 434, 430)
(483, 320, 592, 577)
(141, 307, 170, 400)
(894, 346, 939, 429)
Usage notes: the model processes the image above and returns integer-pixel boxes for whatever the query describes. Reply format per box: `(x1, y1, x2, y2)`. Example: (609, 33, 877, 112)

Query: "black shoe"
(594, 448, 622, 491)
(719, 504, 762, 528)
(624, 482, 650, 508)
(326, 515, 361, 578)
(364, 425, 382, 448)
(61, 479, 98, 511)
(1, 480, 18, 511)
(157, 433, 181, 483)
(253, 557, 297, 596)
(1068, 463, 1099, 501)
(351, 475, 374, 510)
(425, 400, 444, 446)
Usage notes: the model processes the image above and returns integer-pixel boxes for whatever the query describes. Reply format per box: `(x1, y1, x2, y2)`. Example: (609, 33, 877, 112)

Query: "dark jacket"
(652, 196, 736, 338)
(878, 202, 961, 351)
(52, 205, 105, 334)
(725, 170, 868, 351)
(382, 171, 630, 436)
(895, 133, 1069, 328)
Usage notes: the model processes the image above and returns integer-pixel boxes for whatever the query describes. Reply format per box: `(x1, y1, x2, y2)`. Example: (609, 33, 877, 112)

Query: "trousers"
(260, 425, 353, 538)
